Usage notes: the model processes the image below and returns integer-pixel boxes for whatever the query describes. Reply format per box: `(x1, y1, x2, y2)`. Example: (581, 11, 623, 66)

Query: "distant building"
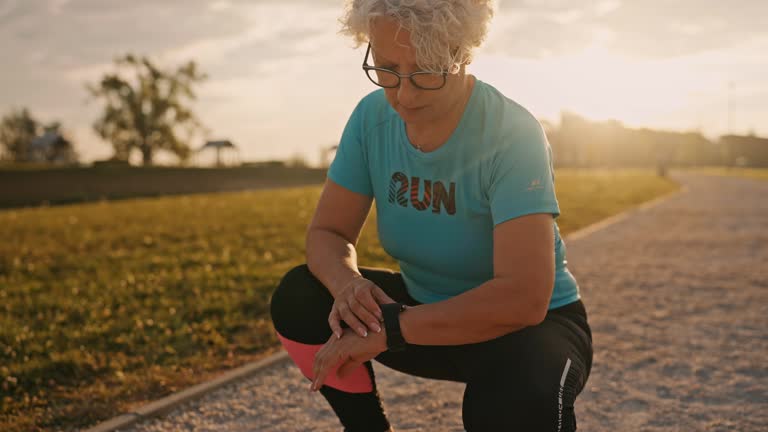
(196, 140, 240, 167)
(719, 134, 768, 167)
(28, 130, 78, 164)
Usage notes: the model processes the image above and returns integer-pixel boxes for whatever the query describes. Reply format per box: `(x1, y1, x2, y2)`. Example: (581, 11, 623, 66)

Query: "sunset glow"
(1, 0, 766, 164)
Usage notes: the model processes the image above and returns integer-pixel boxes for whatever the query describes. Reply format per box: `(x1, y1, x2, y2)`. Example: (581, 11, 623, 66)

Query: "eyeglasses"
(362, 43, 447, 91)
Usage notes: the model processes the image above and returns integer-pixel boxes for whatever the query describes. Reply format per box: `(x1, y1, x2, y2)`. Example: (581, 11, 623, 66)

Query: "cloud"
(2, 0, 767, 162)
(48, 0, 72, 15)
(0, 0, 18, 20)
(0, 0, 252, 69)
(595, 1, 768, 58)
(483, 11, 595, 57)
(594, 0, 621, 16)
(159, 3, 335, 80)
(493, 0, 768, 59)
(208, 0, 233, 12)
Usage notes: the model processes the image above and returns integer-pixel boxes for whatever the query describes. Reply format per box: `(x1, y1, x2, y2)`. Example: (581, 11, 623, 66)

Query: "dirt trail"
(124, 173, 768, 432)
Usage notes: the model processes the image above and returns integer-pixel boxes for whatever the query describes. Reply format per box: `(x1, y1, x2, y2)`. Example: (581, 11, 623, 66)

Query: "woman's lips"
(399, 105, 424, 113)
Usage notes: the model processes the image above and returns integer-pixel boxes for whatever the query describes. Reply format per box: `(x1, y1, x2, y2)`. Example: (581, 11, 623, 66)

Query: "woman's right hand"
(329, 276, 395, 339)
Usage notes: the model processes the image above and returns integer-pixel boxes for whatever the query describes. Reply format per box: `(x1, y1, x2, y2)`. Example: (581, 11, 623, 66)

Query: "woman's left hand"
(311, 327, 387, 392)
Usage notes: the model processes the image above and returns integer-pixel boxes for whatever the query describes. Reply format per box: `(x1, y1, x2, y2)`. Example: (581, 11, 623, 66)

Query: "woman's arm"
(398, 212, 556, 346)
(306, 178, 373, 297)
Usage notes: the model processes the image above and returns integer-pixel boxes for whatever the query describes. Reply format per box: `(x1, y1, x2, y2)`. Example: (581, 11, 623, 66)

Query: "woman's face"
(369, 17, 466, 126)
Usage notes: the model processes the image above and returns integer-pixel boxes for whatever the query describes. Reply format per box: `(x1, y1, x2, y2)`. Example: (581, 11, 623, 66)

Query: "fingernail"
(360, 329, 368, 337)
(335, 331, 341, 339)
(372, 323, 381, 333)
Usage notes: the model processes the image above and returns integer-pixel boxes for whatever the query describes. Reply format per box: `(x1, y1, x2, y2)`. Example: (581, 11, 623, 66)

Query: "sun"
(471, 44, 704, 131)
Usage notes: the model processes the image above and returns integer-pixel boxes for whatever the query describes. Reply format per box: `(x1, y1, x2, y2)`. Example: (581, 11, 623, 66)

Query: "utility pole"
(727, 80, 734, 135)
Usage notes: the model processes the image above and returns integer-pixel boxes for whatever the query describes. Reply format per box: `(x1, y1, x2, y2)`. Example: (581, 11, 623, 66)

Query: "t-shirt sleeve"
(488, 118, 560, 226)
(327, 101, 374, 196)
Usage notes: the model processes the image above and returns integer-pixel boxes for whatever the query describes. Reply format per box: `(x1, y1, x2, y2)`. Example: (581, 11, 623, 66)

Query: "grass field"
(682, 166, 768, 181)
(0, 169, 679, 431)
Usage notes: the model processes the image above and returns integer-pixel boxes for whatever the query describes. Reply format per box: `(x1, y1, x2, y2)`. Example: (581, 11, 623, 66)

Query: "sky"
(1, 0, 766, 165)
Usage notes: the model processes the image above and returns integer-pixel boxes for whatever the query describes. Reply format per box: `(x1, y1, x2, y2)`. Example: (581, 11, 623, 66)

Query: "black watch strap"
(381, 302, 407, 352)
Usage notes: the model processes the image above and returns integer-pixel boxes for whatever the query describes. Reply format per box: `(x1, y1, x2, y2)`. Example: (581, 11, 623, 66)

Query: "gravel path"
(121, 173, 768, 431)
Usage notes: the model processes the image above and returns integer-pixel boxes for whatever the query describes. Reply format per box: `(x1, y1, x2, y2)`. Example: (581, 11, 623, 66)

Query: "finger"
(312, 351, 339, 392)
(313, 335, 336, 376)
(312, 360, 326, 391)
(313, 366, 328, 392)
(312, 344, 329, 391)
(371, 285, 396, 305)
(339, 302, 369, 337)
(349, 295, 382, 334)
(312, 344, 324, 382)
(355, 284, 384, 322)
(327, 308, 342, 339)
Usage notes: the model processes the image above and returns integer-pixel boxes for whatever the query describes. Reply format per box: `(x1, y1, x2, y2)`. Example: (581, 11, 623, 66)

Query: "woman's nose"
(397, 78, 419, 106)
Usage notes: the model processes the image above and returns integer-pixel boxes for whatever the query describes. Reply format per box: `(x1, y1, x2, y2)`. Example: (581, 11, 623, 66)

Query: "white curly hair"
(339, 0, 496, 74)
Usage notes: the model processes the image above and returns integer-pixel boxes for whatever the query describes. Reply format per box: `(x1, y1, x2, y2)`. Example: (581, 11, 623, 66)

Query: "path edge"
(564, 184, 687, 243)
(83, 351, 289, 432)
(85, 179, 687, 432)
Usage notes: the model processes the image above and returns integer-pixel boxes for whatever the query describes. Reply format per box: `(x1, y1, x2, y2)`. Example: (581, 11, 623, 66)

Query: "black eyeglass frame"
(362, 43, 448, 91)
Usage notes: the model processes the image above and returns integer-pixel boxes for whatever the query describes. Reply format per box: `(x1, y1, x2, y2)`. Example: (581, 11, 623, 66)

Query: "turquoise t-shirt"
(327, 78, 580, 309)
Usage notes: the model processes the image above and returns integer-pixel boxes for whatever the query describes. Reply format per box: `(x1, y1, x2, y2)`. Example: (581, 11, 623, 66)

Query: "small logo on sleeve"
(527, 178, 544, 191)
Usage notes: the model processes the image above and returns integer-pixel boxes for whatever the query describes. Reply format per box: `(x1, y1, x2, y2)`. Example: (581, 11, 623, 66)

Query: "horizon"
(1, 0, 766, 165)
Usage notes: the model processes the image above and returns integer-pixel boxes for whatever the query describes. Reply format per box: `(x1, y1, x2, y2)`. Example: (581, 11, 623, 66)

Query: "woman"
(270, 1, 593, 431)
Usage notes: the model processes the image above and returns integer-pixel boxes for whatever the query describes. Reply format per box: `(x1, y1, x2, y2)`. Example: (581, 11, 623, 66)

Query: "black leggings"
(270, 264, 593, 432)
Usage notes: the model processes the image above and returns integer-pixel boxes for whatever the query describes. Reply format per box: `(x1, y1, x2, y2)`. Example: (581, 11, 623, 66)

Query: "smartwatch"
(381, 302, 407, 352)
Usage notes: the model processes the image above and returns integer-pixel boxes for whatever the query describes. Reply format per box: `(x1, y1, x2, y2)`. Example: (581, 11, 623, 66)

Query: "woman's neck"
(406, 74, 475, 153)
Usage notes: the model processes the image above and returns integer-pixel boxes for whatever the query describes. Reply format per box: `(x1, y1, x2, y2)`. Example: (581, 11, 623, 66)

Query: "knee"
(463, 365, 582, 431)
(270, 264, 311, 322)
(269, 264, 334, 342)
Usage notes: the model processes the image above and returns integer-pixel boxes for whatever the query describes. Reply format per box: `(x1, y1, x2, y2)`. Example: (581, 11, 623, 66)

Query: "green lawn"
(0, 169, 679, 431)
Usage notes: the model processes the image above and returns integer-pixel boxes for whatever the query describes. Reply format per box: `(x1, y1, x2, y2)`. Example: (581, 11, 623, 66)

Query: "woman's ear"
(451, 62, 468, 74)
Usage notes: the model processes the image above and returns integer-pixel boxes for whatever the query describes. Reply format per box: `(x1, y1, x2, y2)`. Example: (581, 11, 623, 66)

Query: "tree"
(87, 54, 208, 166)
(287, 151, 309, 168)
(0, 108, 38, 162)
